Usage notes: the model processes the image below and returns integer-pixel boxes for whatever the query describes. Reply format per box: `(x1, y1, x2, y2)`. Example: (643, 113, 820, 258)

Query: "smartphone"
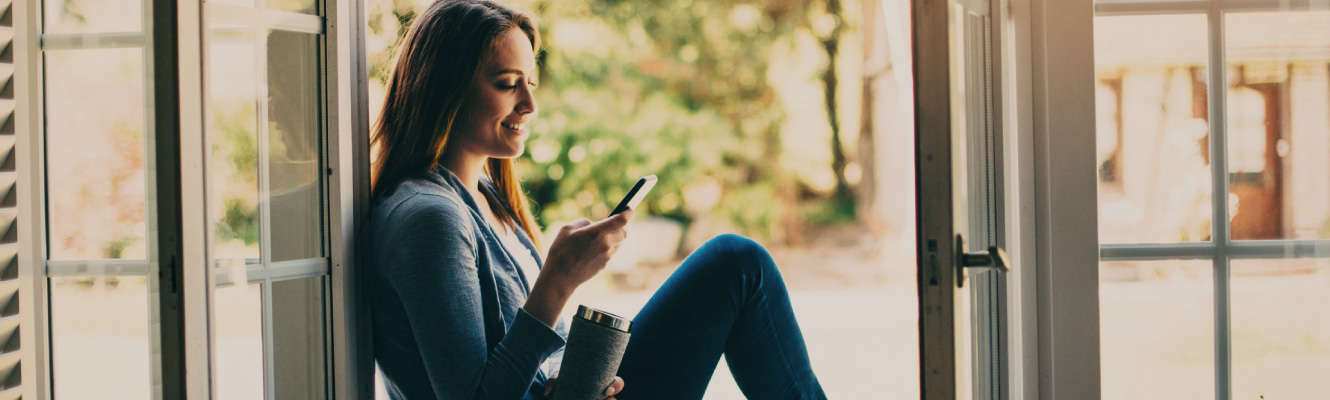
(610, 175, 658, 216)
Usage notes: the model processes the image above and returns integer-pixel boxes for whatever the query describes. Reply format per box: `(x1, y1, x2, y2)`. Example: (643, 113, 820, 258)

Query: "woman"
(366, 1, 827, 399)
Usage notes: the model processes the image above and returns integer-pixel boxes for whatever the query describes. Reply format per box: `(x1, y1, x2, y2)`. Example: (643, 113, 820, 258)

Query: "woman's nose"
(517, 85, 537, 115)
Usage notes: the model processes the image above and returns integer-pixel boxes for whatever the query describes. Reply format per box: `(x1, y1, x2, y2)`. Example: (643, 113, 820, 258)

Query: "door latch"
(955, 234, 1010, 288)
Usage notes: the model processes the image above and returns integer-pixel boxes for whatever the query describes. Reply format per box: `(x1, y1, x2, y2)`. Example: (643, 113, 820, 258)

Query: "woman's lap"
(613, 234, 825, 400)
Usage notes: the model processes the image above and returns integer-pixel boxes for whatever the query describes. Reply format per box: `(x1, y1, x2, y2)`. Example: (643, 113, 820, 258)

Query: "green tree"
(365, 0, 860, 242)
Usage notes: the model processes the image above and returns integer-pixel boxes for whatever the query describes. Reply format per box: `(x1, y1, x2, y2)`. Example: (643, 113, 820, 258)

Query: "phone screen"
(610, 175, 658, 216)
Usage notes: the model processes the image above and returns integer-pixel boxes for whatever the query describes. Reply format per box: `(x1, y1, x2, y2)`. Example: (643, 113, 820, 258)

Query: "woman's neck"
(440, 148, 488, 194)
(440, 148, 513, 234)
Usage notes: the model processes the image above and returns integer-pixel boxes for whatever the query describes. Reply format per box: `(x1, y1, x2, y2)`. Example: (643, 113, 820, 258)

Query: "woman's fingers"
(584, 209, 635, 234)
(564, 218, 593, 231)
(543, 377, 557, 396)
(604, 376, 625, 397)
(543, 211, 637, 290)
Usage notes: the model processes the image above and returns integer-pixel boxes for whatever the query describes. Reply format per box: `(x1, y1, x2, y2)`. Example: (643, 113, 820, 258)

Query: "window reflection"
(208, 26, 262, 261)
(208, 23, 266, 400)
(205, 15, 329, 399)
(267, 29, 323, 262)
(43, 0, 142, 34)
(44, 49, 148, 260)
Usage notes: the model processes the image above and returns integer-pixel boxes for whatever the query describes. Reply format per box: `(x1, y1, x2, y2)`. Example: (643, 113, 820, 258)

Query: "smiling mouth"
(501, 122, 525, 132)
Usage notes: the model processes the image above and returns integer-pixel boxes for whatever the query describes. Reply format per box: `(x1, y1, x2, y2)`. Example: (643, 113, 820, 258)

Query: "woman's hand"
(542, 376, 626, 400)
(541, 209, 635, 289)
(524, 209, 636, 327)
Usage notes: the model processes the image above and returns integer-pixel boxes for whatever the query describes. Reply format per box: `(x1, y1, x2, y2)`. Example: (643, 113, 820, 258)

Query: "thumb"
(585, 209, 634, 233)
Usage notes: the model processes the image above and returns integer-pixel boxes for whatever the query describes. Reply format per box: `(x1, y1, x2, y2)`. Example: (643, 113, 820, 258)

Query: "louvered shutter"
(0, 0, 22, 398)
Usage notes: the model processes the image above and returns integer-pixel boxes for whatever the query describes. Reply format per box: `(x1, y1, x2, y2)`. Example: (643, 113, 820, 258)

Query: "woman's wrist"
(524, 271, 576, 328)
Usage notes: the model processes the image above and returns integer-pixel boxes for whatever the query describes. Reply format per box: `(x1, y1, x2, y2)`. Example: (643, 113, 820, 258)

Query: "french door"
(913, 0, 1010, 398)
(12, 0, 372, 397)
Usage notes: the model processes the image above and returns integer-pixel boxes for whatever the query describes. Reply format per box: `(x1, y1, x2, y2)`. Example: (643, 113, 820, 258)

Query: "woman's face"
(453, 28, 539, 160)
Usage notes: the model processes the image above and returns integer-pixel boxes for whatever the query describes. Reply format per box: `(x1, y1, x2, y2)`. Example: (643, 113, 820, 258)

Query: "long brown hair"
(371, 0, 543, 243)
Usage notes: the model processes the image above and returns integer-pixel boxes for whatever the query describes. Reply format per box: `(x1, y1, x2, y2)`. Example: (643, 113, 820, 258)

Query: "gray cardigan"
(368, 166, 566, 400)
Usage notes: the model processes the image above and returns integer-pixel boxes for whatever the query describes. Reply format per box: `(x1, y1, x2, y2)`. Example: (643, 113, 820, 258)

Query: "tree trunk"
(821, 0, 854, 212)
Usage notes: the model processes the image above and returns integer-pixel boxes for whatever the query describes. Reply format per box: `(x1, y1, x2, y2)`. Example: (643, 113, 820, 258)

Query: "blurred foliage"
(366, 0, 856, 242)
(57, 0, 89, 24)
(211, 104, 262, 248)
(215, 107, 260, 186)
(100, 121, 146, 258)
(219, 198, 261, 246)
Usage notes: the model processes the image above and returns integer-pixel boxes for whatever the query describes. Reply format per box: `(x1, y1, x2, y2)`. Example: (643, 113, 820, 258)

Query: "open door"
(912, 0, 1009, 398)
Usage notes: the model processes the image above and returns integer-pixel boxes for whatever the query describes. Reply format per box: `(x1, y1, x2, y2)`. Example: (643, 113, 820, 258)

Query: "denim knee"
(700, 234, 777, 280)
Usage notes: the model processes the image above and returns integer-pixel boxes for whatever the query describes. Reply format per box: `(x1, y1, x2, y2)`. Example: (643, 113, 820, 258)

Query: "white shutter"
(0, 0, 23, 398)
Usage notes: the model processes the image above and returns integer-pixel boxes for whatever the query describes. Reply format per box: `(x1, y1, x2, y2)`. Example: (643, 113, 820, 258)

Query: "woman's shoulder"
(371, 176, 476, 233)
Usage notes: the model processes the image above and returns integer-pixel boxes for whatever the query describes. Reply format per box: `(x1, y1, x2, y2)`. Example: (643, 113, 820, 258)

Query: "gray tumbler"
(551, 305, 632, 400)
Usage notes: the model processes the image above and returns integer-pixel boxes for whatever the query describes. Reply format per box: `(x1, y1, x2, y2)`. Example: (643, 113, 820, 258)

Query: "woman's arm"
(383, 194, 564, 400)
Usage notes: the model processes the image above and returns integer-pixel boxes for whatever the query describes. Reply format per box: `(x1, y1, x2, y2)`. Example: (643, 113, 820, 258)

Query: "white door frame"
(901, 0, 1100, 396)
(1000, 0, 1102, 398)
(327, 0, 375, 397)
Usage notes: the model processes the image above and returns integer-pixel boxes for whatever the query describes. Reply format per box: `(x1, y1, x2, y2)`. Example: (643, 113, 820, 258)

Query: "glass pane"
(1093, 14, 1213, 244)
(209, 25, 265, 398)
(1231, 258, 1330, 400)
(44, 49, 148, 260)
(208, 27, 262, 261)
(267, 30, 323, 262)
(1224, 11, 1330, 240)
(268, 0, 317, 15)
(272, 276, 328, 399)
(214, 279, 265, 400)
(1100, 260, 1214, 399)
(43, 0, 143, 34)
(50, 276, 150, 399)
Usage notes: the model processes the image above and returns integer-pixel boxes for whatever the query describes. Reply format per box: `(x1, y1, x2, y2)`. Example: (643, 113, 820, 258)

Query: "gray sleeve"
(547, 319, 568, 377)
(382, 195, 566, 400)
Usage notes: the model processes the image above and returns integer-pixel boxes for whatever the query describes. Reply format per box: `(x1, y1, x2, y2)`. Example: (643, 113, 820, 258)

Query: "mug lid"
(576, 305, 632, 333)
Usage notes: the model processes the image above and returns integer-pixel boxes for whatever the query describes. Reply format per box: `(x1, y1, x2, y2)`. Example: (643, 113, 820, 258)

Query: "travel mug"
(551, 305, 632, 400)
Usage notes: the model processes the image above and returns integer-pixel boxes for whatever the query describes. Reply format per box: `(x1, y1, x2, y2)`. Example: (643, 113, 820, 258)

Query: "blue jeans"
(614, 234, 827, 400)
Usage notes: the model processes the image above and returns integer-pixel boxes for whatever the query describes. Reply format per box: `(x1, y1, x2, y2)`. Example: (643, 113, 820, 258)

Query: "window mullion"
(1099, 242, 1218, 260)
(45, 260, 152, 276)
(37, 33, 145, 51)
(1094, 0, 1211, 16)
(1204, 4, 1233, 400)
